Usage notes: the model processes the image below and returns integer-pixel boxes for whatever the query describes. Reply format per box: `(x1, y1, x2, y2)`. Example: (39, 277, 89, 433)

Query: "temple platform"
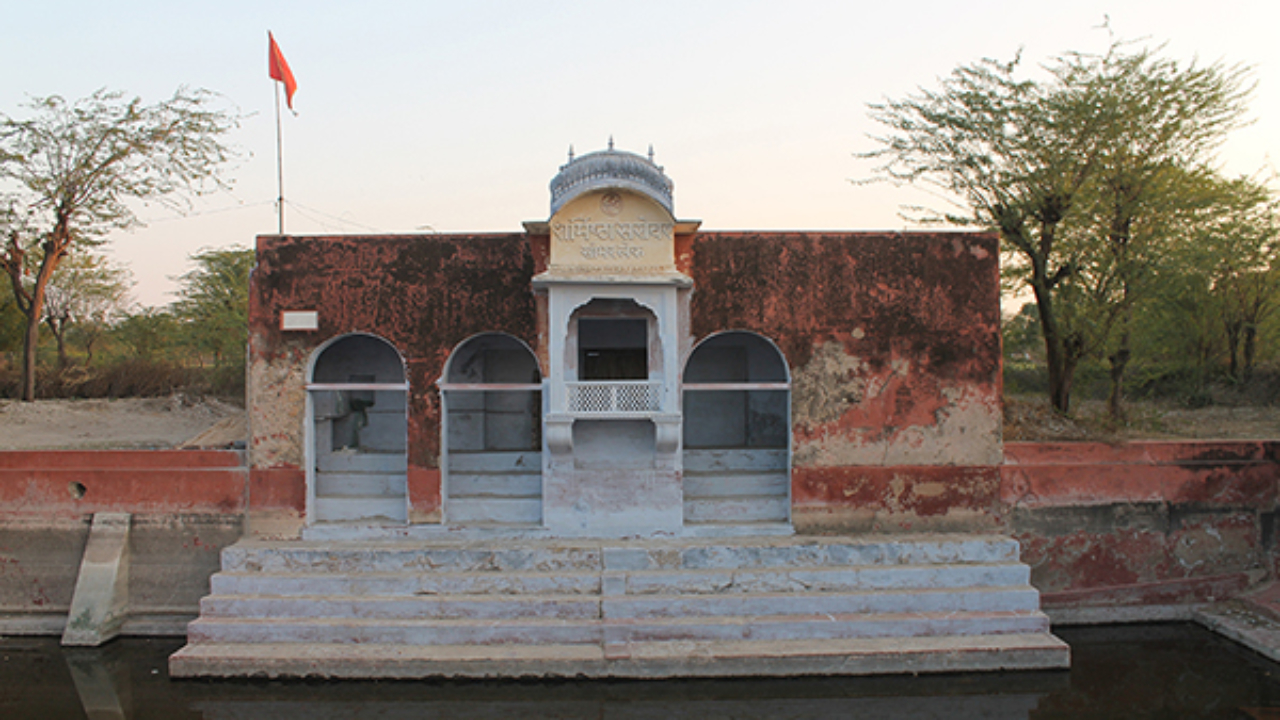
(169, 534, 1069, 678)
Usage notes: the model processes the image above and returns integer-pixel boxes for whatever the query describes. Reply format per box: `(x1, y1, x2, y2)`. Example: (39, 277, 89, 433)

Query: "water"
(3, 624, 1280, 719)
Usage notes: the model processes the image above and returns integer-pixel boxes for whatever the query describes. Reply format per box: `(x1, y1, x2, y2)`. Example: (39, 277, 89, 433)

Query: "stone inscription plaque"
(549, 190, 675, 274)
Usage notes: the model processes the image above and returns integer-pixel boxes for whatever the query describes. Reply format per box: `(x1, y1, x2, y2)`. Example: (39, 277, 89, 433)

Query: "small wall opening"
(442, 333, 543, 526)
(682, 331, 791, 526)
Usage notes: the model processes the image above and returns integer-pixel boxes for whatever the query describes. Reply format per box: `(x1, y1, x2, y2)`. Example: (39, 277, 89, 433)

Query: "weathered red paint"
(0, 450, 241, 469)
(251, 234, 540, 468)
(673, 229, 695, 276)
(1040, 572, 1256, 610)
(689, 232, 1000, 381)
(0, 450, 246, 517)
(1003, 441, 1280, 507)
(250, 231, 1000, 498)
(1005, 441, 1279, 603)
(247, 467, 304, 512)
(794, 465, 1001, 517)
(408, 467, 441, 516)
(528, 230, 550, 275)
(1019, 513, 1262, 595)
(792, 365, 956, 445)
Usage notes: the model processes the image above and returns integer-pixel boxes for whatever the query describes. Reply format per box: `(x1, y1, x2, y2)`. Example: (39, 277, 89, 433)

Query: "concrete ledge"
(1193, 601, 1280, 665)
(1046, 604, 1195, 626)
(170, 634, 1070, 679)
(0, 611, 194, 637)
(0, 613, 68, 636)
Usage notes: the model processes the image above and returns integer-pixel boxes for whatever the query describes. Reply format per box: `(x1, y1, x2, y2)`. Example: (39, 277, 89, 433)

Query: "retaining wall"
(1002, 441, 1280, 623)
(0, 451, 245, 635)
(1, 442, 1277, 634)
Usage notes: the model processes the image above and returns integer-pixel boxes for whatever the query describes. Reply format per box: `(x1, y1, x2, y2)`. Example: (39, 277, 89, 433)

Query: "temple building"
(169, 145, 1069, 677)
(243, 145, 1006, 539)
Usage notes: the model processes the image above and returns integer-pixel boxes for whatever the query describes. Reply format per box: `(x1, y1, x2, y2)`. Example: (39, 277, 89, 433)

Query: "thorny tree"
(0, 88, 237, 400)
(860, 42, 1251, 415)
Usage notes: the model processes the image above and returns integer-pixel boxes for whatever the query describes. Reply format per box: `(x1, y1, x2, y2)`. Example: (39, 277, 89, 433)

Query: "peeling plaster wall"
(249, 234, 539, 529)
(689, 231, 1002, 532)
(249, 230, 1003, 534)
(1002, 441, 1280, 614)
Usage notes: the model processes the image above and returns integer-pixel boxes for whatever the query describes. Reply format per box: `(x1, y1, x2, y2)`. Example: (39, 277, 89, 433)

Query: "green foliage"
(41, 252, 133, 368)
(0, 244, 254, 399)
(0, 295, 21, 353)
(863, 39, 1259, 413)
(170, 246, 253, 369)
(1002, 302, 1043, 363)
(0, 87, 239, 400)
(110, 308, 180, 364)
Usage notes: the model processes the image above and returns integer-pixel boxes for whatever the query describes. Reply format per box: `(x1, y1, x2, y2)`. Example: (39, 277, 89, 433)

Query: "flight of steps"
(169, 534, 1069, 678)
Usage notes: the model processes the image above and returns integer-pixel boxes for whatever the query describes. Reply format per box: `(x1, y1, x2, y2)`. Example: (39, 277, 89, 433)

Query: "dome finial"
(549, 142, 675, 216)
(567, 144, 574, 162)
(648, 144, 655, 162)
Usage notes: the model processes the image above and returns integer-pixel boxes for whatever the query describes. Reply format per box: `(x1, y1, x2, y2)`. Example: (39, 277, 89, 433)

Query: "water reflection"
(3, 625, 1280, 719)
(64, 648, 130, 720)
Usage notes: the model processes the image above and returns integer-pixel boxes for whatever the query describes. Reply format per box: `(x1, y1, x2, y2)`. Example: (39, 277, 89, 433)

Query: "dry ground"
(0, 396, 245, 450)
(0, 394, 1275, 451)
(1004, 395, 1280, 443)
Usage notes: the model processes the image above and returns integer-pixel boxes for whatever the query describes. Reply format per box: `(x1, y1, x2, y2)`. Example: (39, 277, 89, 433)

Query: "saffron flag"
(268, 32, 298, 110)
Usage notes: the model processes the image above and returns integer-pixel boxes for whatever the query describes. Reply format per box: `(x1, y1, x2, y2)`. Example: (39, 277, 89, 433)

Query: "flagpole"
(274, 80, 285, 235)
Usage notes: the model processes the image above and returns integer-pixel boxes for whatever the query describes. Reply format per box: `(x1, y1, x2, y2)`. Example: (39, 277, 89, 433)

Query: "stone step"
(187, 616, 603, 646)
(313, 496, 407, 524)
(218, 536, 1020, 574)
(198, 585, 1040, 622)
(316, 451, 408, 474)
(143, 692, 1048, 719)
(604, 587, 1042, 619)
(683, 495, 790, 523)
(617, 564, 1030, 595)
(315, 471, 407, 496)
(604, 611, 1052, 645)
(445, 497, 542, 524)
(219, 542, 603, 574)
(683, 448, 788, 472)
(210, 569, 603, 597)
(185, 609, 1050, 646)
(446, 473, 541, 497)
(208, 562, 1029, 598)
(683, 472, 790, 497)
(447, 451, 542, 473)
(169, 632, 1071, 679)
(174, 534, 1069, 679)
(199, 593, 602, 620)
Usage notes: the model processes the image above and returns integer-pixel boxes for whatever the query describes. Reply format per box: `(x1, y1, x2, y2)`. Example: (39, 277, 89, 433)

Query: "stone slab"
(1193, 601, 1280, 665)
(169, 633, 1070, 679)
(62, 513, 131, 647)
(217, 534, 1020, 573)
(209, 569, 602, 596)
(199, 593, 602, 620)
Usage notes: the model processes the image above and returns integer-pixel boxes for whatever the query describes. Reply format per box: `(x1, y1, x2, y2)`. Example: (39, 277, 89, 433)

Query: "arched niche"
(307, 333, 409, 525)
(439, 333, 543, 526)
(682, 331, 791, 526)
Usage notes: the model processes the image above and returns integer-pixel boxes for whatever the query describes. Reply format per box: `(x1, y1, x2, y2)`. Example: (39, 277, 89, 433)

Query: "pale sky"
(4, 1, 1278, 306)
